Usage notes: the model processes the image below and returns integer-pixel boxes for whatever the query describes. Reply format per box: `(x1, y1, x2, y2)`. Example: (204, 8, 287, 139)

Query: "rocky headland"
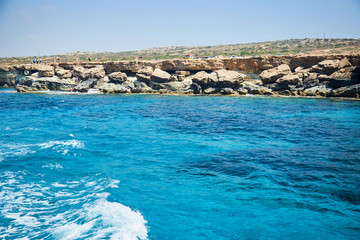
(1, 53, 360, 98)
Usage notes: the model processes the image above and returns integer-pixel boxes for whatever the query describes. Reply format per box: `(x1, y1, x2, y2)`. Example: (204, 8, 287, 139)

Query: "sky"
(0, 0, 359, 57)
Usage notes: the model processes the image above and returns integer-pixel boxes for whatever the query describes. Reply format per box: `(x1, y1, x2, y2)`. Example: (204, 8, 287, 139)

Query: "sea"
(0, 88, 359, 240)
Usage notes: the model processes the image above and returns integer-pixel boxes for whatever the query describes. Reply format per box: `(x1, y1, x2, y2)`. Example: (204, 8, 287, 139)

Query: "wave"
(0, 172, 148, 240)
(38, 140, 84, 149)
(0, 139, 84, 161)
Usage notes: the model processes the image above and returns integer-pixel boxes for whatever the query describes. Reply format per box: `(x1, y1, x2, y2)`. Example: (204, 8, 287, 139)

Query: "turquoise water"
(0, 89, 360, 239)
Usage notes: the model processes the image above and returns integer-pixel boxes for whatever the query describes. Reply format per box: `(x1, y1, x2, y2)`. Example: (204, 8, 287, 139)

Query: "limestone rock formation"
(73, 66, 105, 80)
(74, 79, 98, 92)
(260, 64, 292, 83)
(136, 67, 154, 84)
(150, 69, 172, 83)
(108, 72, 127, 83)
(55, 67, 72, 79)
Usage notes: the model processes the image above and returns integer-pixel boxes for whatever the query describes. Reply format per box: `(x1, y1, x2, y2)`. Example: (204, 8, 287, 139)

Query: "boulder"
(136, 73, 151, 84)
(73, 66, 105, 80)
(138, 66, 154, 76)
(97, 82, 131, 93)
(302, 86, 332, 97)
(203, 87, 219, 94)
(132, 81, 153, 93)
(311, 60, 339, 75)
(338, 57, 352, 69)
(237, 88, 248, 95)
(328, 67, 359, 88)
(329, 84, 360, 98)
(108, 72, 127, 83)
(192, 71, 211, 88)
(220, 88, 236, 95)
(74, 79, 98, 92)
(260, 64, 292, 83)
(274, 74, 302, 90)
(150, 69, 172, 83)
(150, 79, 192, 92)
(276, 74, 301, 86)
(215, 69, 247, 88)
(303, 73, 320, 88)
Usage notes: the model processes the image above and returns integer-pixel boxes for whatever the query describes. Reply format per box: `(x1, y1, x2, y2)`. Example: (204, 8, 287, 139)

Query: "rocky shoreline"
(1, 53, 359, 98)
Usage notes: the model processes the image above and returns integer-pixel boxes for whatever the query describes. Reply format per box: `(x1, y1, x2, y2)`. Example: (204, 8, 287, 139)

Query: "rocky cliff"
(2, 53, 360, 98)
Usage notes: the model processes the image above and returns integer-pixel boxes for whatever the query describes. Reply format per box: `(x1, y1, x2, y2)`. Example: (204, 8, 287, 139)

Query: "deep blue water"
(0, 89, 360, 239)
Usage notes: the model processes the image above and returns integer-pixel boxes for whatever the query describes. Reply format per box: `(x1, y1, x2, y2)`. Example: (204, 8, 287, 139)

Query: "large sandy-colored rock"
(260, 64, 292, 83)
(276, 74, 301, 85)
(150, 69, 172, 83)
(73, 66, 105, 80)
(338, 57, 352, 69)
(311, 60, 340, 75)
(215, 69, 247, 88)
(108, 72, 127, 83)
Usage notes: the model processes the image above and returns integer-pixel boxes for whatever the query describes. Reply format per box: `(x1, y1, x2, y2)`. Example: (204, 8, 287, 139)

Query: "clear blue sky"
(0, 0, 359, 57)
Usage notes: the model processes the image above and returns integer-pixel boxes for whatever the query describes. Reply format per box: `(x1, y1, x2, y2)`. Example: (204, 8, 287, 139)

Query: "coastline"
(0, 53, 359, 99)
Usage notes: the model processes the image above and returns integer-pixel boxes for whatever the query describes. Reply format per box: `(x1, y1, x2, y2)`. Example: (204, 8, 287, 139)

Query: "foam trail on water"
(0, 172, 148, 240)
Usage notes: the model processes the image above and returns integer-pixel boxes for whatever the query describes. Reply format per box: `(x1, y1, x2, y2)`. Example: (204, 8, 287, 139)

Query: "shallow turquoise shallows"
(0, 89, 359, 239)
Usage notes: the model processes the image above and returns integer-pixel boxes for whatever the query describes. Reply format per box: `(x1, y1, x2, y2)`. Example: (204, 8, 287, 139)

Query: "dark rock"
(220, 88, 236, 95)
(329, 84, 360, 98)
(190, 83, 202, 94)
(328, 67, 359, 88)
(74, 79, 98, 92)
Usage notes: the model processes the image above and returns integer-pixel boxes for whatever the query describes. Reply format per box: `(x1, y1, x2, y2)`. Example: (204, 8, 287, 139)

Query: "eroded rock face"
(0, 70, 16, 87)
(15, 75, 76, 92)
(329, 84, 360, 98)
(38, 65, 55, 77)
(136, 67, 154, 84)
(260, 64, 292, 83)
(73, 66, 105, 80)
(55, 67, 72, 79)
(311, 60, 339, 75)
(8, 54, 360, 98)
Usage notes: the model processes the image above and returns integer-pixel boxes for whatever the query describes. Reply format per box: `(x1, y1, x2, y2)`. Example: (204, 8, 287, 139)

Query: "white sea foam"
(0, 172, 147, 239)
(52, 182, 68, 188)
(38, 140, 84, 149)
(0, 139, 83, 161)
(53, 194, 148, 240)
(42, 163, 63, 169)
(108, 179, 120, 188)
